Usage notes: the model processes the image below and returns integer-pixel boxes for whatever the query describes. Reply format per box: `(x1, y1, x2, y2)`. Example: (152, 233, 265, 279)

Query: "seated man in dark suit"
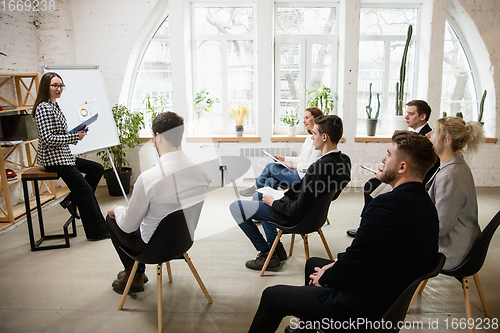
(248, 131, 439, 333)
(347, 99, 439, 237)
(230, 115, 351, 271)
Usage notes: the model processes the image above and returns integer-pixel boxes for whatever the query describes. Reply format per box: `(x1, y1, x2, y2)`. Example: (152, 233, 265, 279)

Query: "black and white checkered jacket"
(34, 100, 79, 167)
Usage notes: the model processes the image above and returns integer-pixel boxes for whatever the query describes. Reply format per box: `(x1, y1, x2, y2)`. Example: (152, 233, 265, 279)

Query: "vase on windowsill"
(287, 126, 296, 136)
(235, 125, 244, 137)
(366, 119, 378, 136)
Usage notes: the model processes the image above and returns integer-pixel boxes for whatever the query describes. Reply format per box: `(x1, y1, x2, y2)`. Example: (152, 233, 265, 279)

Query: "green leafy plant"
(282, 110, 299, 126)
(365, 83, 380, 120)
(478, 89, 486, 123)
(143, 95, 169, 126)
(194, 88, 220, 118)
(456, 111, 463, 119)
(442, 111, 447, 118)
(96, 104, 144, 173)
(395, 25, 413, 116)
(307, 81, 338, 115)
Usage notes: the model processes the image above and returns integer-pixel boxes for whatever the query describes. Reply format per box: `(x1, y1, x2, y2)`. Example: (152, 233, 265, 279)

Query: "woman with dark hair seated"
(239, 107, 324, 197)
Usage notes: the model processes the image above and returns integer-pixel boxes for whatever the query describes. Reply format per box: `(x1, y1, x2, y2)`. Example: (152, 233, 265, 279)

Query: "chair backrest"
(278, 189, 338, 234)
(372, 253, 446, 333)
(129, 201, 205, 265)
(442, 210, 500, 277)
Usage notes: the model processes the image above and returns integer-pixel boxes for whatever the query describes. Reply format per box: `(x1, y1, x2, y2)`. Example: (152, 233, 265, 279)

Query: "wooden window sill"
(186, 136, 261, 142)
(355, 136, 498, 143)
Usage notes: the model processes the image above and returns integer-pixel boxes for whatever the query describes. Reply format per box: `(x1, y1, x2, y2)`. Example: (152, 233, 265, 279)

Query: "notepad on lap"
(257, 187, 285, 200)
(69, 113, 99, 134)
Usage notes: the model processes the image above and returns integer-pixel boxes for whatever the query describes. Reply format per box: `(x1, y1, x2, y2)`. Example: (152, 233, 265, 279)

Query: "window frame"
(441, 16, 480, 122)
(357, 4, 420, 135)
(191, 3, 257, 135)
(274, 2, 339, 135)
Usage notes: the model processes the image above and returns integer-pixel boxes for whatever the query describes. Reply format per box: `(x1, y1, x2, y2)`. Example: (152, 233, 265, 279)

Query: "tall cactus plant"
(396, 25, 413, 116)
(478, 90, 486, 123)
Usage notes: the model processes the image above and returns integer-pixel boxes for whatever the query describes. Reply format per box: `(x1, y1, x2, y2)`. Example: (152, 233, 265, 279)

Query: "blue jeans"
(230, 198, 281, 252)
(255, 163, 300, 189)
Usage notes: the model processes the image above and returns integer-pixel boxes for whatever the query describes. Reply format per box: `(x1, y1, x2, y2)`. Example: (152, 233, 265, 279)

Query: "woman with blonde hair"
(426, 117, 484, 269)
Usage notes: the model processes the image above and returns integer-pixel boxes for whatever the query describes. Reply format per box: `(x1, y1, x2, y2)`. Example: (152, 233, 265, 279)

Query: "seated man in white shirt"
(106, 111, 210, 293)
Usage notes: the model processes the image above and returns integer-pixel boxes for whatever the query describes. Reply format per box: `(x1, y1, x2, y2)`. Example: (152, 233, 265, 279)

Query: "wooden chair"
(408, 210, 500, 333)
(117, 201, 212, 333)
(259, 190, 338, 276)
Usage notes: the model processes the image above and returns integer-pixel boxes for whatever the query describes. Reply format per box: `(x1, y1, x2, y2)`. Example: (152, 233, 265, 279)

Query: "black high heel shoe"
(60, 198, 81, 219)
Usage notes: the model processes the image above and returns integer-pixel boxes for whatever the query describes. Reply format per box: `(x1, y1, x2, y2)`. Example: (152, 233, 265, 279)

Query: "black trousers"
(106, 215, 146, 270)
(45, 157, 107, 239)
(249, 257, 334, 333)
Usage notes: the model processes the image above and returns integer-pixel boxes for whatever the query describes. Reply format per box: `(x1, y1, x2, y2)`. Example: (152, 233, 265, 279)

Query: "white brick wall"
(0, 11, 38, 72)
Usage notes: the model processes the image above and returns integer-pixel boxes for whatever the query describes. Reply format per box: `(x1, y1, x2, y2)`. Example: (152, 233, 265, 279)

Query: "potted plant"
(143, 95, 169, 127)
(96, 104, 144, 196)
(365, 83, 380, 136)
(307, 81, 338, 115)
(228, 105, 250, 137)
(194, 88, 220, 118)
(393, 25, 413, 130)
(283, 110, 299, 136)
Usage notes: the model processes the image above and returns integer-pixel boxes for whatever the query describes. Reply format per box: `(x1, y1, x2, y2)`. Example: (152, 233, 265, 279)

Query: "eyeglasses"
(50, 84, 66, 90)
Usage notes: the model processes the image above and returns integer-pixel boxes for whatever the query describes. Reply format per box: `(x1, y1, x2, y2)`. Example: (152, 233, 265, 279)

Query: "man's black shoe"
(284, 325, 301, 333)
(346, 228, 357, 238)
(276, 242, 288, 261)
(245, 251, 280, 270)
(117, 269, 149, 283)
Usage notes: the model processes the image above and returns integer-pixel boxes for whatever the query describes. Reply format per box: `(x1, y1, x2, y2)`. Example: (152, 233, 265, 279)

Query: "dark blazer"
(417, 123, 432, 136)
(318, 182, 439, 321)
(270, 151, 351, 226)
(417, 123, 440, 184)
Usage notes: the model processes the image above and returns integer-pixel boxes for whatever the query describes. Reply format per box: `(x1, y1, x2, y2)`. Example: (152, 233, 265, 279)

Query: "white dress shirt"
(113, 150, 210, 243)
(284, 136, 322, 178)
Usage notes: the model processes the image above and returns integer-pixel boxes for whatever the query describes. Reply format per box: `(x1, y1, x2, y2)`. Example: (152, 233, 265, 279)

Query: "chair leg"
(407, 280, 426, 313)
(157, 264, 163, 333)
(183, 253, 213, 304)
(118, 261, 139, 310)
(166, 261, 173, 282)
(303, 234, 310, 260)
(462, 277, 474, 333)
(317, 228, 334, 260)
(473, 273, 490, 318)
(326, 217, 330, 225)
(289, 234, 295, 257)
(418, 278, 429, 295)
(260, 230, 283, 277)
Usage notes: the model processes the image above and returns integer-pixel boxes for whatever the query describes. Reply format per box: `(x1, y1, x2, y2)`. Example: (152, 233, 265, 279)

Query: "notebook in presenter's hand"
(262, 150, 291, 170)
(69, 113, 99, 134)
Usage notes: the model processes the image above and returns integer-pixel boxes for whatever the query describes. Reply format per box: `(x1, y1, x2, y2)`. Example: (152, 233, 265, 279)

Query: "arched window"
(441, 19, 479, 122)
(129, 17, 172, 126)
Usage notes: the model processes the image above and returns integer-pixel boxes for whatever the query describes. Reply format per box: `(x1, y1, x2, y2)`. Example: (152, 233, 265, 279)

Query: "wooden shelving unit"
(0, 73, 39, 114)
(0, 73, 68, 230)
